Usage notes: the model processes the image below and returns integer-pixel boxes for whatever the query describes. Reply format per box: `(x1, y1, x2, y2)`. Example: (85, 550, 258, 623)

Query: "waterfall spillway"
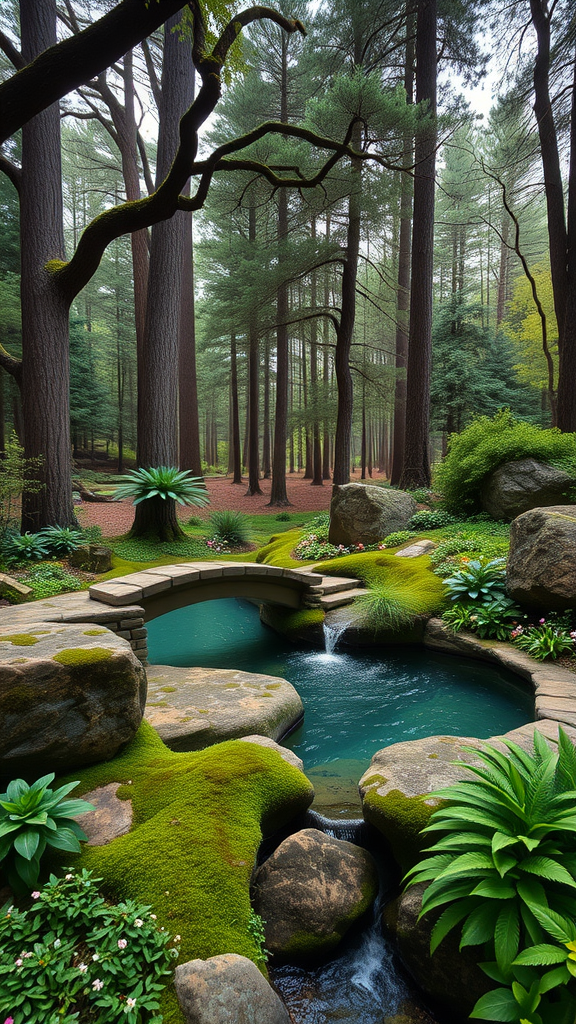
(322, 620, 347, 654)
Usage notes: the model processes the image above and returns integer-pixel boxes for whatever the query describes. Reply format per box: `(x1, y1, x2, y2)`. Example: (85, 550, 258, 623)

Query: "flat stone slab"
(145, 666, 303, 751)
(395, 540, 436, 558)
(80, 782, 133, 846)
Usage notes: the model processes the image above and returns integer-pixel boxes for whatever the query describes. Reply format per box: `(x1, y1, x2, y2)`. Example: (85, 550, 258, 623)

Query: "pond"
(146, 597, 533, 813)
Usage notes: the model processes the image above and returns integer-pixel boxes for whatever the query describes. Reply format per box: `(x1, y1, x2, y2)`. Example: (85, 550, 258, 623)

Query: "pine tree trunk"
(496, 214, 510, 327)
(390, 8, 414, 486)
(302, 335, 313, 479)
(399, 0, 437, 490)
(262, 336, 271, 479)
(268, 34, 291, 506)
(310, 237, 322, 486)
(133, 14, 191, 539)
(322, 222, 331, 481)
(332, 122, 362, 486)
(179, 204, 202, 475)
(230, 332, 242, 483)
(246, 203, 262, 496)
(20, 0, 75, 530)
(122, 50, 149, 368)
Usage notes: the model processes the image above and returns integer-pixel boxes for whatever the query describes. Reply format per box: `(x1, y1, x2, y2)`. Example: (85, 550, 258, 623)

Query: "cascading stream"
(322, 620, 348, 654)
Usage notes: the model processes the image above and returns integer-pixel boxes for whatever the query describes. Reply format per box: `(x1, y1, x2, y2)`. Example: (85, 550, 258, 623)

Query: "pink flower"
(92, 978, 104, 991)
(117, 938, 128, 949)
(14, 959, 22, 967)
(126, 998, 137, 1009)
(539, 618, 546, 624)
(357, 543, 364, 550)
(5, 1017, 14, 1024)
(31, 892, 40, 899)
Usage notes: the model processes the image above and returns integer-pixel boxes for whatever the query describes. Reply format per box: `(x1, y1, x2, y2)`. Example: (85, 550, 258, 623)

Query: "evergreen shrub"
(435, 410, 576, 514)
(209, 510, 250, 546)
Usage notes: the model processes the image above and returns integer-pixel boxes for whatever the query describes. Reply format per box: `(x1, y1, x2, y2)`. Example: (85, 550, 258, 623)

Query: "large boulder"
(145, 666, 303, 751)
(328, 484, 416, 546)
(481, 458, 574, 520)
(384, 883, 490, 1019)
(0, 622, 146, 778)
(251, 827, 378, 957)
(506, 505, 576, 610)
(175, 953, 291, 1024)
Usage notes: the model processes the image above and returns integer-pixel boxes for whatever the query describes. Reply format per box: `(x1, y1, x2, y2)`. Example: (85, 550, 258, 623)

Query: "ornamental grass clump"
(114, 466, 209, 508)
(0, 774, 94, 893)
(209, 510, 250, 547)
(0, 869, 179, 1024)
(405, 729, 576, 1024)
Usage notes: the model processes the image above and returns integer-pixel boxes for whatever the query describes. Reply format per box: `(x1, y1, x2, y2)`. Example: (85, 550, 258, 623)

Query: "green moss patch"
(0, 633, 40, 646)
(263, 605, 324, 641)
(83, 629, 108, 636)
(52, 647, 113, 666)
(57, 723, 313, 1022)
(255, 529, 304, 568)
(362, 787, 436, 872)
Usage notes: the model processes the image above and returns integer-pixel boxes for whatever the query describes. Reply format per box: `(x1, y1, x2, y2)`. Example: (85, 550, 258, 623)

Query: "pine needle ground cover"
(56, 723, 313, 1024)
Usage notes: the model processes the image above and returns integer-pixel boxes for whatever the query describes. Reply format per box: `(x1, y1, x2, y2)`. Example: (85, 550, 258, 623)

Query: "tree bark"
(399, 0, 437, 489)
(262, 335, 271, 478)
(246, 202, 262, 496)
(20, 0, 75, 530)
(178, 201, 202, 475)
(322, 214, 331, 480)
(332, 121, 362, 486)
(132, 14, 191, 538)
(310, 223, 322, 486)
(390, 6, 414, 485)
(230, 331, 242, 483)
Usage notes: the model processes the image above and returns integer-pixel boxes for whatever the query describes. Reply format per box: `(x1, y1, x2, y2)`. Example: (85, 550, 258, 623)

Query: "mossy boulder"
(175, 954, 291, 1024)
(481, 458, 574, 521)
(0, 622, 146, 779)
(328, 484, 416, 546)
(260, 604, 325, 647)
(506, 505, 576, 610)
(144, 665, 304, 751)
(62, 723, 314, 1022)
(251, 828, 378, 958)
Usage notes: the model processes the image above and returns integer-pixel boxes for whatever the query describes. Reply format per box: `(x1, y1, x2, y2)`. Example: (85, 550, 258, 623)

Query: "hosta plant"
(443, 557, 507, 603)
(0, 774, 94, 893)
(512, 624, 576, 662)
(405, 728, 576, 1024)
(0, 869, 179, 1024)
(469, 597, 523, 640)
(114, 466, 209, 507)
(40, 526, 84, 556)
(2, 531, 50, 564)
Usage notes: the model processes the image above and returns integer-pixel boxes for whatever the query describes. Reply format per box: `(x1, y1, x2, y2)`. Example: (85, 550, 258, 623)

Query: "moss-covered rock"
(61, 723, 314, 1023)
(260, 604, 325, 647)
(252, 828, 378, 958)
(0, 622, 146, 779)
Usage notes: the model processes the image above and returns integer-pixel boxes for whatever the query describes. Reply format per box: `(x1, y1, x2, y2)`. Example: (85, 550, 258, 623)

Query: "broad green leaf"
(528, 903, 575, 944)
(469, 987, 519, 1021)
(423, 833, 492, 852)
(0, 820, 20, 838)
(28, 772, 56, 794)
(479, 961, 508, 984)
(14, 852, 40, 888)
(518, 836, 540, 852)
(538, 964, 570, 993)
(13, 829, 39, 861)
(493, 833, 518, 854)
(513, 944, 567, 966)
(495, 903, 519, 974)
(460, 902, 500, 948)
(516, 878, 549, 910)
(54, 798, 95, 818)
(436, 851, 495, 878)
(494, 850, 518, 878)
(470, 878, 516, 899)
(45, 827, 81, 853)
(430, 899, 475, 954)
(420, 878, 476, 915)
(6, 778, 28, 803)
(520, 856, 576, 888)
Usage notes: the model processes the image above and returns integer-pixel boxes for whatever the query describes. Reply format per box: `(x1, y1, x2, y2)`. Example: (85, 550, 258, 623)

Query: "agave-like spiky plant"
(113, 466, 209, 507)
(405, 728, 576, 1024)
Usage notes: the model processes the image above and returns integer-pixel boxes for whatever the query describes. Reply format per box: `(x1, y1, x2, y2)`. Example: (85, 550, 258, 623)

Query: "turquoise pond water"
(146, 598, 533, 776)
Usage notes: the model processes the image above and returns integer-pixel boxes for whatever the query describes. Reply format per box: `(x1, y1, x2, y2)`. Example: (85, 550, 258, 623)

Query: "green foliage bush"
(512, 623, 576, 661)
(382, 530, 413, 548)
(2, 531, 50, 565)
(209, 510, 250, 546)
(22, 563, 84, 599)
(406, 729, 576, 1024)
(0, 774, 94, 893)
(80, 525, 103, 544)
(111, 537, 208, 563)
(409, 510, 457, 530)
(0, 869, 178, 1023)
(443, 558, 507, 603)
(435, 410, 576, 514)
(275, 512, 291, 522)
(40, 526, 84, 556)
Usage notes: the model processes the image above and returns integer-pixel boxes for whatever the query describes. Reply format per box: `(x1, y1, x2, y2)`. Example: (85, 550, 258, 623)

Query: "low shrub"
(209, 510, 250, 546)
(382, 530, 413, 548)
(406, 729, 576, 1024)
(435, 409, 576, 514)
(275, 512, 291, 522)
(0, 869, 178, 1024)
(2, 531, 50, 565)
(0, 773, 94, 893)
(443, 557, 507, 603)
(512, 623, 576, 661)
(22, 563, 83, 599)
(408, 510, 457, 530)
(467, 596, 522, 640)
(80, 525, 103, 544)
(40, 526, 84, 556)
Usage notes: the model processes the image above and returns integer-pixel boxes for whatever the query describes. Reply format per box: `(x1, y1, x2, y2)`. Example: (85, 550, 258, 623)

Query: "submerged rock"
(328, 484, 416, 546)
(145, 666, 303, 751)
(506, 504, 576, 609)
(0, 622, 146, 777)
(481, 458, 574, 520)
(175, 953, 291, 1024)
(252, 827, 378, 957)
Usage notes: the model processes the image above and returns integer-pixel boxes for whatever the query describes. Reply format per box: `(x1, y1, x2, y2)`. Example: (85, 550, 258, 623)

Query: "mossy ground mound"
(58, 722, 314, 1023)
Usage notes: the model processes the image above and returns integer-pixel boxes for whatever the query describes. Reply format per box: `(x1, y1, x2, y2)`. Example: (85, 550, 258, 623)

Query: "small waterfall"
(322, 620, 347, 654)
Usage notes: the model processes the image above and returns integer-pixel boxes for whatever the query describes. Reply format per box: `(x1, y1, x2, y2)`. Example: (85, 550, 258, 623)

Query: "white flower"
(150, 914, 157, 920)
(134, 919, 143, 928)
(117, 938, 127, 949)
(65, 873, 74, 880)
(173, 935, 181, 942)
(78, 963, 88, 974)
(54, 939, 61, 949)
(92, 978, 104, 991)
(92, 953, 100, 962)
(126, 998, 137, 1009)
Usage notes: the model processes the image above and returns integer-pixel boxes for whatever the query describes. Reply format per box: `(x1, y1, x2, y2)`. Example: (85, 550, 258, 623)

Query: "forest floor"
(77, 470, 387, 537)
